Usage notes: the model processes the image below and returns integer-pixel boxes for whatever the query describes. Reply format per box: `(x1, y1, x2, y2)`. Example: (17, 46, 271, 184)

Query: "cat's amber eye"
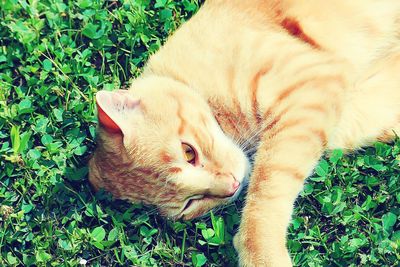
(182, 143, 196, 165)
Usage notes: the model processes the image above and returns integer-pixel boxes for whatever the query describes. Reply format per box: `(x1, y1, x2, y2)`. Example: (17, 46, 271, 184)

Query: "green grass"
(0, 0, 399, 266)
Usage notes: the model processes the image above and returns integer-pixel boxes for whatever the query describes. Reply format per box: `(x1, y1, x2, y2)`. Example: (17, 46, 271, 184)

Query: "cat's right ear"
(96, 90, 140, 137)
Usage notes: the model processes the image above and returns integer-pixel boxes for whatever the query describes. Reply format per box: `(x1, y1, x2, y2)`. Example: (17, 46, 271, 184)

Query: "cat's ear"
(96, 90, 140, 137)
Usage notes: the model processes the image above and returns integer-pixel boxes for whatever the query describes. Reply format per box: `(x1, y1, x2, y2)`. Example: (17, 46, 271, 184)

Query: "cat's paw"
(233, 230, 256, 267)
(233, 228, 292, 267)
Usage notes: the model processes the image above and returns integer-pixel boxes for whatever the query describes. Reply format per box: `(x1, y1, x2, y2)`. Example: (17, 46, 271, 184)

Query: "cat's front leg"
(234, 194, 293, 266)
(234, 133, 326, 267)
(234, 76, 346, 266)
(233, 160, 304, 266)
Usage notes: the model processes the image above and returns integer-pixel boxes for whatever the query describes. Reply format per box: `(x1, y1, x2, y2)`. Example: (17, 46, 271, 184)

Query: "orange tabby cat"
(89, 0, 400, 266)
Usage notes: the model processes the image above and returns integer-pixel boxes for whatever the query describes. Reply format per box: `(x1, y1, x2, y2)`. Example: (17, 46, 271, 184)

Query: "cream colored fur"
(89, 0, 400, 266)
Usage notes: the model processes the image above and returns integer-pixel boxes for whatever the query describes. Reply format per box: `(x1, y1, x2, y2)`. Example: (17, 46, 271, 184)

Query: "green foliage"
(289, 145, 400, 266)
(0, 0, 398, 266)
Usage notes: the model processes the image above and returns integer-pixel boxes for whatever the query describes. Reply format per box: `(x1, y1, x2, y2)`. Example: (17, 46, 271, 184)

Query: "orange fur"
(89, 0, 400, 266)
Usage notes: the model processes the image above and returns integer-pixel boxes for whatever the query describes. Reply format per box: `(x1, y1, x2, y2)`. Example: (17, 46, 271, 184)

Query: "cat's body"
(89, 0, 400, 266)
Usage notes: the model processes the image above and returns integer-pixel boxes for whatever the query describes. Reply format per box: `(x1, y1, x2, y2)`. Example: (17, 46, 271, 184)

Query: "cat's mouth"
(178, 195, 228, 220)
(178, 185, 243, 220)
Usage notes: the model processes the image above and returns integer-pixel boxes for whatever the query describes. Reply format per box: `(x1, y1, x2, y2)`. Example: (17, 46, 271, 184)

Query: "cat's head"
(89, 76, 250, 220)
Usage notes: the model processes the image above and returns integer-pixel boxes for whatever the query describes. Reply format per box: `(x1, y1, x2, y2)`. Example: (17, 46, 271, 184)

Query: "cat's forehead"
(132, 90, 212, 132)
(131, 76, 209, 108)
(142, 90, 206, 117)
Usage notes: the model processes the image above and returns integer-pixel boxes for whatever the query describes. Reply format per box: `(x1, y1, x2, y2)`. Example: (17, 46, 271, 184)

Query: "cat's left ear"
(96, 90, 140, 137)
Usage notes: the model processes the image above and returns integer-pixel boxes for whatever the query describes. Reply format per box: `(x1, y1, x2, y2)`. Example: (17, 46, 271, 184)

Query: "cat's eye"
(182, 143, 197, 165)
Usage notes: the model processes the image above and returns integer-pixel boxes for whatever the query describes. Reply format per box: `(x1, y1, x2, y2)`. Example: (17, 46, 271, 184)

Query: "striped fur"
(89, 0, 400, 266)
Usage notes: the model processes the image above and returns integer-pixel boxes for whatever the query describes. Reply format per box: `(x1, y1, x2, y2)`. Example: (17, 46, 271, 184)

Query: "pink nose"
(227, 180, 240, 197)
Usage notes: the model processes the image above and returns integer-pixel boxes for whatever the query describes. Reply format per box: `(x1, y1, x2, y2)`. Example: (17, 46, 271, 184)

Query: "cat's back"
(220, 0, 400, 67)
(148, 0, 400, 72)
(283, 0, 400, 68)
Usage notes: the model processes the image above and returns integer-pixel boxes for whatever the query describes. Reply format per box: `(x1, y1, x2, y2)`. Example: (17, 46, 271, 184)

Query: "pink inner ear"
(95, 90, 140, 135)
(97, 102, 122, 134)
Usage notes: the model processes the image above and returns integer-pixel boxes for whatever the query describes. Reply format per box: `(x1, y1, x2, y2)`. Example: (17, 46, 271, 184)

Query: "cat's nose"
(226, 180, 240, 197)
(210, 173, 241, 197)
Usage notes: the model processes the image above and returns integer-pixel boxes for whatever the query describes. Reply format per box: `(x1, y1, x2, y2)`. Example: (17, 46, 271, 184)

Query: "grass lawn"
(0, 0, 399, 266)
